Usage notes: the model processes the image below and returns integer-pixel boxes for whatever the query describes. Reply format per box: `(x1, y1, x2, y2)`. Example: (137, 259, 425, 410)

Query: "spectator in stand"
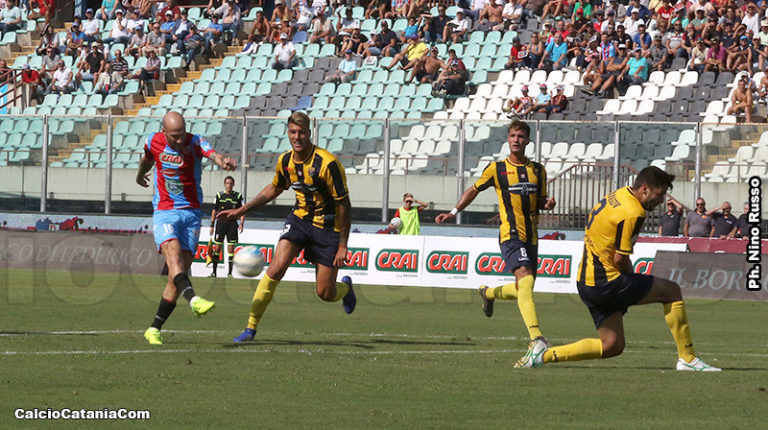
(503, 0, 524, 31)
(110, 48, 129, 77)
(421, 4, 449, 43)
(727, 36, 753, 74)
(292, 0, 314, 33)
(0, 0, 21, 36)
(171, 9, 193, 54)
(505, 36, 528, 69)
(137, 0, 158, 18)
(613, 23, 633, 49)
(335, 7, 359, 43)
(363, 20, 398, 58)
(75, 40, 105, 88)
(519, 83, 551, 116)
(325, 49, 357, 84)
(205, 0, 223, 17)
(538, 32, 567, 71)
(159, 10, 176, 45)
(390, 0, 409, 18)
(93, 62, 123, 95)
(380, 35, 427, 71)
(648, 35, 668, 71)
(145, 21, 166, 55)
(625, 0, 650, 20)
(623, 9, 642, 38)
(735, 202, 751, 238)
(0, 59, 9, 83)
(527, 31, 545, 69)
(308, 10, 332, 44)
(588, 43, 629, 97)
(393, 193, 427, 235)
(63, 23, 87, 57)
(704, 36, 726, 72)
(503, 84, 534, 118)
(183, 25, 205, 67)
(40, 47, 60, 85)
(541, 0, 566, 20)
(633, 23, 652, 53)
(757, 68, 768, 104)
(202, 13, 224, 51)
(444, 9, 470, 43)
(28, 0, 55, 26)
(544, 85, 568, 116)
(104, 9, 131, 45)
(127, 9, 145, 35)
(684, 198, 714, 238)
(659, 196, 683, 237)
(36, 24, 61, 56)
(665, 18, 687, 60)
(97, 0, 119, 20)
(726, 77, 754, 123)
(81, 8, 101, 43)
(366, 0, 389, 19)
(405, 46, 443, 84)
(126, 24, 148, 57)
(742, 2, 760, 36)
(21, 63, 46, 104)
(706, 201, 738, 239)
(688, 38, 707, 72)
(340, 27, 367, 57)
(159, 0, 181, 18)
(400, 16, 422, 42)
(689, 8, 707, 34)
(623, 46, 648, 87)
(581, 49, 602, 90)
(130, 49, 160, 92)
(432, 59, 466, 96)
(50, 60, 75, 94)
(477, 0, 505, 32)
(272, 33, 296, 70)
(270, 1, 289, 40)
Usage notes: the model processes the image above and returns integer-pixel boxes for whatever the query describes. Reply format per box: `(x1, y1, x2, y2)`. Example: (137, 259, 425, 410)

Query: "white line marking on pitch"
(0, 349, 520, 356)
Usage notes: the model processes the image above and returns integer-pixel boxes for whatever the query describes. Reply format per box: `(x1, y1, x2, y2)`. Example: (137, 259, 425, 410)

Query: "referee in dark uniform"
(209, 176, 244, 277)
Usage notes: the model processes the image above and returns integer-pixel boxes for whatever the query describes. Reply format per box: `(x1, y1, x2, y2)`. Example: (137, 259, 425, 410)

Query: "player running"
(519, 167, 721, 371)
(218, 112, 356, 342)
(207, 176, 244, 278)
(137, 111, 236, 345)
(436, 119, 556, 367)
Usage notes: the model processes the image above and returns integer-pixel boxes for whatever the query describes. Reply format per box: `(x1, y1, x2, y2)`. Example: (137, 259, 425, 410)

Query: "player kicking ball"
(137, 111, 237, 345)
(218, 112, 356, 342)
(519, 166, 721, 371)
(436, 120, 556, 367)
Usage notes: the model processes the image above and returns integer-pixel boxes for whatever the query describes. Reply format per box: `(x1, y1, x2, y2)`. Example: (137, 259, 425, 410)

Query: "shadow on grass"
(221, 337, 477, 349)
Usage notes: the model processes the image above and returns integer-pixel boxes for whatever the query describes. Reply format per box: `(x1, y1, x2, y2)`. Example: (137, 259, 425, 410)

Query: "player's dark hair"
(633, 166, 675, 190)
(224, 176, 235, 184)
(288, 111, 311, 135)
(508, 119, 530, 139)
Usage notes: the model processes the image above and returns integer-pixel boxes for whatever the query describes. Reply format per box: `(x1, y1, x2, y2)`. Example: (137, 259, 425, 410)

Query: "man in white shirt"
(336, 7, 359, 39)
(0, 0, 21, 36)
(127, 9, 145, 35)
(468, 0, 486, 21)
(444, 9, 470, 43)
(622, 9, 642, 38)
(104, 9, 131, 44)
(743, 2, 760, 36)
(82, 8, 102, 43)
(272, 33, 296, 70)
(51, 60, 75, 94)
(293, 3, 314, 32)
(502, 0, 523, 30)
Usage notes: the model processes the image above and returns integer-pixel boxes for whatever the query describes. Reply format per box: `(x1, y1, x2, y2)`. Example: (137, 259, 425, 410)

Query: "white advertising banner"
(191, 229, 687, 293)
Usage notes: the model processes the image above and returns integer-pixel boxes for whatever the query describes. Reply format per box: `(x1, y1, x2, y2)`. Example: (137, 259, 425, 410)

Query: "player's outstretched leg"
(173, 273, 215, 316)
(145, 298, 176, 345)
(665, 301, 721, 371)
(233, 273, 279, 342)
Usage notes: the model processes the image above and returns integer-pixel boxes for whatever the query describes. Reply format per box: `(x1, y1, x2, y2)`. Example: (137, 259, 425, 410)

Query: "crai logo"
(194, 243, 274, 264)
(341, 248, 369, 270)
(160, 152, 183, 167)
(633, 257, 653, 275)
(426, 250, 468, 274)
(376, 249, 419, 272)
(474, 253, 571, 278)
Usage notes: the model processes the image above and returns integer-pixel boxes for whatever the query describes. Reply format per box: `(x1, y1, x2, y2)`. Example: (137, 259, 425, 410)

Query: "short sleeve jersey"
(143, 132, 214, 211)
(473, 158, 547, 245)
(214, 190, 243, 212)
(579, 187, 646, 287)
(272, 146, 349, 232)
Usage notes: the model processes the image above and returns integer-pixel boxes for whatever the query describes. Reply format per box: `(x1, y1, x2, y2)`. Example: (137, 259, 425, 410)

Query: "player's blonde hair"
(508, 119, 530, 140)
(288, 112, 311, 135)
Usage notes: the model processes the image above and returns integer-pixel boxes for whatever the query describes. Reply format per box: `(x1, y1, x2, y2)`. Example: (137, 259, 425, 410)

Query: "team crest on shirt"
(308, 167, 316, 177)
(508, 182, 538, 196)
(160, 152, 183, 167)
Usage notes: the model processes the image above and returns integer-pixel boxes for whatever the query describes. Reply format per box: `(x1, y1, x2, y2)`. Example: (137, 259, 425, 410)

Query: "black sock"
(151, 298, 176, 329)
(228, 254, 234, 275)
(174, 273, 196, 302)
(212, 252, 218, 274)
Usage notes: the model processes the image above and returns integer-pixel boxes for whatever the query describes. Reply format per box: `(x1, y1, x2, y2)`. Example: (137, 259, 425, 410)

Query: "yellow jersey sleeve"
(473, 162, 496, 191)
(272, 152, 290, 190)
(615, 213, 646, 255)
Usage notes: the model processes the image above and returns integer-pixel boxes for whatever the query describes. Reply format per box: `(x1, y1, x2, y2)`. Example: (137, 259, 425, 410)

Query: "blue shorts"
(500, 239, 537, 274)
(152, 209, 202, 252)
(577, 273, 655, 329)
(280, 213, 339, 267)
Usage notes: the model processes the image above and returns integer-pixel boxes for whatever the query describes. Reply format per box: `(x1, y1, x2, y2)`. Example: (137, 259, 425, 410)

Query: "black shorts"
(500, 239, 537, 274)
(577, 272, 655, 329)
(600, 70, 620, 80)
(214, 220, 239, 244)
(415, 70, 438, 82)
(280, 213, 339, 267)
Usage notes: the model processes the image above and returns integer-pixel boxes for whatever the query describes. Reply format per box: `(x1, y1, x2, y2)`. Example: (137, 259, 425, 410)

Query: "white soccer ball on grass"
(233, 246, 266, 277)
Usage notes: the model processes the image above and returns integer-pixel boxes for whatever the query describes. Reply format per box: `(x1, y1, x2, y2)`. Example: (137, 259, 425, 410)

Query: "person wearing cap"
(688, 38, 707, 72)
(50, 60, 75, 94)
(665, 19, 687, 60)
(64, 23, 87, 57)
(308, 9, 332, 44)
(588, 42, 629, 97)
(543, 85, 569, 116)
(75, 40, 105, 88)
(127, 23, 148, 57)
(538, 32, 567, 71)
(504, 36, 528, 70)
(182, 25, 206, 67)
(704, 37, 726, 72)
(689, 8, 708, 34)
(363, 20, 398, 58)
(127, 10, 146, 35)
(104, 9, 131, 45)
(381, 35, 428, 70)
(503, 84, 534, 117)
(0, 0, 21, 36)
(272, 33, 297, 70)
(432, 57, 466, 96)
(649, 34, 668, 71)
(622, 46, 649, 87)
(21, 62, 46, 104)
(81, 8, 102, 43)
(340, 28, 367, 57)
(171, 9, 193, 53)
(202, 13, 224, 50)
(727, 34, 754, 73)
(444, 9, 470, 43)
(517, 83, 551, 116)
(325, 48, 357, 84)
(625, 0, 650, 21)
(659, 195, 684, 237)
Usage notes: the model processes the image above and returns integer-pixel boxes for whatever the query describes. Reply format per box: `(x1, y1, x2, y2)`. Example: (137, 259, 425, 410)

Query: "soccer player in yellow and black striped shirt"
(217, 112, 356, 342)
(436, 120, 556, 367)
(519, 166, 720, 371)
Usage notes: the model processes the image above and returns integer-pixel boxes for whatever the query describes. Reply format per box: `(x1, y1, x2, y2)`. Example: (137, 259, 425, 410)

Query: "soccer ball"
(233, 246, 266, 277)
(390, 217, 402, 229)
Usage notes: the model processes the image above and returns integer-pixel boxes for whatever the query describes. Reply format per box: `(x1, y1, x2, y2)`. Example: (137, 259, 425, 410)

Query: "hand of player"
(136, 172, 151, 187)
(435, 213, 454, 224)
(544, 197, 556, 210)
(333, 245, 349, 268)
(217, 208, 239, 222)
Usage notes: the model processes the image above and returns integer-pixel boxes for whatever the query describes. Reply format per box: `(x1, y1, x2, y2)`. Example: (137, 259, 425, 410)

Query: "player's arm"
(135, 154, 154, 187)
(435, 186, 480, 223)
(658, 224, 663, 235)
(683, 217, 690, 237)
(726, 224, 738, 239)
(667, 194, 684, 213)
(219, 183, 283, 221)
(206, 151, 237, 171)
(333, 196, 352, 268)
(414, 198, 428, 211)
(613, 252, 633, 275)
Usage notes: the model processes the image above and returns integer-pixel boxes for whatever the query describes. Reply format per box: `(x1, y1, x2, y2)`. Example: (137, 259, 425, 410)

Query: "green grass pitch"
(1, 269, 766, 429)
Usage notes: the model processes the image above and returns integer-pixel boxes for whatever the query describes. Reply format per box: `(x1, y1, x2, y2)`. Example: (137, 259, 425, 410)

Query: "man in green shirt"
(394, 193, 427, 235)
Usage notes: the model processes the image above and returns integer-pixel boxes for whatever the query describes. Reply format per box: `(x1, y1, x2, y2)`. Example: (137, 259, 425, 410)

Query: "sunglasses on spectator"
(405, 200, 414, 204)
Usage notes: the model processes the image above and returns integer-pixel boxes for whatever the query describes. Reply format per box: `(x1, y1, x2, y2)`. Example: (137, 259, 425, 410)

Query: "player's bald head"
(162, 111, 186, 133)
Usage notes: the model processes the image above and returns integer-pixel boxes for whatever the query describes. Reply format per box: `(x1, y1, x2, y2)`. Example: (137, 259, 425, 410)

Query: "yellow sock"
(332, 281, 350, 302)
(247, 273, 279, 330)
(664, 301, 696, 362)
(543, 339, 603, 363)
(516, 275, 543, 339)
(486, 283, 518, 300)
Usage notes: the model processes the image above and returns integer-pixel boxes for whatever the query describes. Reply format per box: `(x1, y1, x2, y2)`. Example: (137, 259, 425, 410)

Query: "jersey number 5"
(585, 198, 607, 229)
